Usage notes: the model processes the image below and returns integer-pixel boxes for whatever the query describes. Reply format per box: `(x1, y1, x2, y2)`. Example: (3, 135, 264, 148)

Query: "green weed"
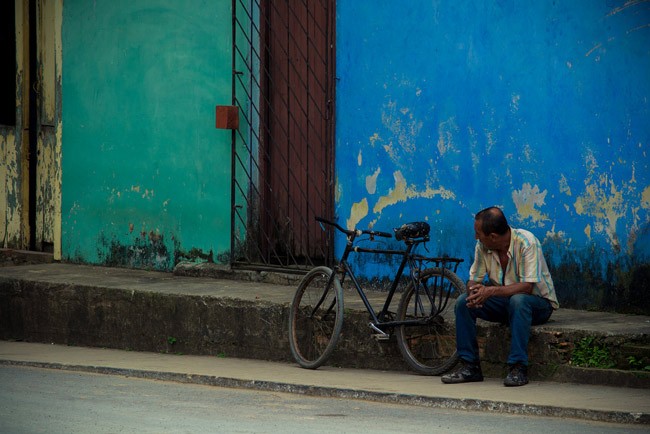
(570, 337, 616, 369)
(627, 356, 650, 371)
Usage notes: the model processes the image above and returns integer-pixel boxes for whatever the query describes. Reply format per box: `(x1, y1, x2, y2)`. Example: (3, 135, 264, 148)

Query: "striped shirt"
(469, 228, 559, 309)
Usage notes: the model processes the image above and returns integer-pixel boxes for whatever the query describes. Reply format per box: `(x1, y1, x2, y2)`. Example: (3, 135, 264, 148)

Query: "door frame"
(1, 0, 62, 258)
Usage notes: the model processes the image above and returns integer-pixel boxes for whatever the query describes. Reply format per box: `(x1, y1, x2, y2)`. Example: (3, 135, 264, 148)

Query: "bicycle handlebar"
(316, 216, 393, 239)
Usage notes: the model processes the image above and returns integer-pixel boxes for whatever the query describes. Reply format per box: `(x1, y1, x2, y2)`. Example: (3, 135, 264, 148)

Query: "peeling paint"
(372, 171, 407, 214)
(35, 133, 56, 248)
(373, 171, 408, 214)
(437, 117, 458, 156)
(544, 225, 566, 244)
(521, 144, 533, 162)
(347, 198, 369, 229)
(176, 246, 214, 263)
(369, 132, 380, 147)
(98, 231, 178, 271)
(365, 168, 380, 195)
(584, 150, 599, 177)
(1, 0, 63, 254)
(559, 174, 572, 196)
(512, 183, 549, 225)
(1, 128, 22, 248)
(574, 173, 629, 253)
(484, 130, 496, 155)
(371, 170, 455, 216)
(510, 94, 520, 113)
(380, 99, 421, 161)
(39, 0, 57, 125)
(53, 119, 62, 260)
(335, 2, 650, 313)
(642, 185, 650, 209)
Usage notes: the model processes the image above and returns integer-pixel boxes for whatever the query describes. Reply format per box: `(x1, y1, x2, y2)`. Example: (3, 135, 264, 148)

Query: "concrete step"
(0, 262, 649, 388)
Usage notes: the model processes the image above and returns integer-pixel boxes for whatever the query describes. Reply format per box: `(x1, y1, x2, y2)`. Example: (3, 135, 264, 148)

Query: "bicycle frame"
(331, 227, 458, 333)
(289, 217, 465, 373)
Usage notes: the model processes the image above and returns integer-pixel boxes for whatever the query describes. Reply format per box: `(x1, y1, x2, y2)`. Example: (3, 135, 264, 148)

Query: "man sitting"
(441, 206, 559, 387)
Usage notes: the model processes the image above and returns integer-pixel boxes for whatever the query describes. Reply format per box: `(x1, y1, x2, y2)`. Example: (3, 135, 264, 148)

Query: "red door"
(232, 0, 335, 269)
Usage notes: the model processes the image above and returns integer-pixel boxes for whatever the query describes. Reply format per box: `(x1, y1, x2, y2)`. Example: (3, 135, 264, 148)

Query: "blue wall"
(335, 1, 650, 312)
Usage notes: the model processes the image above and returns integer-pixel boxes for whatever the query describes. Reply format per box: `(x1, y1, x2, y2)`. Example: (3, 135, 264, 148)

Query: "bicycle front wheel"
(396, 267, 464, 375)
(288, 266, 344, 369)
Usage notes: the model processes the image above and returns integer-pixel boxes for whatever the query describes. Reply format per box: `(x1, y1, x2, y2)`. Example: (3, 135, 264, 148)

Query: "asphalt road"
(0, 365, 646, 434)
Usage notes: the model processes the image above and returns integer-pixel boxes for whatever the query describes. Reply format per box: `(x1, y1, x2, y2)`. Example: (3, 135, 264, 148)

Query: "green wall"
(62, 1, 233, 270)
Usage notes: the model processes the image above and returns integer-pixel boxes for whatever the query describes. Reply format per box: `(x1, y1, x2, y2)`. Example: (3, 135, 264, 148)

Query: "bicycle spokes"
(396, 267, 463, 375)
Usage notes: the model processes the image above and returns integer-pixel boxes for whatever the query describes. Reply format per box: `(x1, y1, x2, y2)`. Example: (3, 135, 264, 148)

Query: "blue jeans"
(454, 292, 553, 366)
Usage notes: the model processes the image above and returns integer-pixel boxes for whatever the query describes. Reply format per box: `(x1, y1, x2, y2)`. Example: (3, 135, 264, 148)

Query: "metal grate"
(231, 0, 335, 272)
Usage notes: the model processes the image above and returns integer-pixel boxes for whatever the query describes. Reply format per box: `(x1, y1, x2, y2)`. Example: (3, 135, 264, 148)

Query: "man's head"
(474, 206, 510, 250)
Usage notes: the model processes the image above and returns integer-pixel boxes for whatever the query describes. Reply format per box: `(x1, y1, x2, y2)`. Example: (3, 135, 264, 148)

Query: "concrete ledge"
(173, 261, 304, 287)
(1, 263, 649, 388)
(0, 249, 53, 267)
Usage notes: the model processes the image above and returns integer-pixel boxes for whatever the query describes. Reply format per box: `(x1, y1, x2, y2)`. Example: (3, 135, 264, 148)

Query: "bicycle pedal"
(369, 322, 391, 342)
(371, 333, 391, 342)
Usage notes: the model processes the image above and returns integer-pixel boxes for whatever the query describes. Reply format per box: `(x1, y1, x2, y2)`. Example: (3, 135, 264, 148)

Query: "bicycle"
(288, 216, 466, 375)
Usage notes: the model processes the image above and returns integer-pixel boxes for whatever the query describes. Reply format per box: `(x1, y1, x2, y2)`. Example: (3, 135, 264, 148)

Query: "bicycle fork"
(310, 271, 338, 320)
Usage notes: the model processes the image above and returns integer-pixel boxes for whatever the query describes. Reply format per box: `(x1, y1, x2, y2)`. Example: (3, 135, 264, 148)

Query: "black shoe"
(504, 363, 529, 387)
(441, 360, 484, 384)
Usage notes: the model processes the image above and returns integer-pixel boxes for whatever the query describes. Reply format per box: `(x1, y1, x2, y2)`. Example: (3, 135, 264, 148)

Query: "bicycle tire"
(288, 266, 344, 369)
(395, 267, 464, 375)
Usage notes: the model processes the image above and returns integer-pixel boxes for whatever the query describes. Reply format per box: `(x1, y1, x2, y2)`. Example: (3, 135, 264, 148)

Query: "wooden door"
(232, 0, 335, 269)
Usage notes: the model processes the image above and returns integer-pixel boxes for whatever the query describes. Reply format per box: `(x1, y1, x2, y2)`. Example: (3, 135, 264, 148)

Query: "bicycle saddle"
(393, 221, 430, 241)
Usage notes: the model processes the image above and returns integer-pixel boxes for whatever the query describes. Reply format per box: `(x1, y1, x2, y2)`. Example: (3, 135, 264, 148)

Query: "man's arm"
(468, 242, 487, 285)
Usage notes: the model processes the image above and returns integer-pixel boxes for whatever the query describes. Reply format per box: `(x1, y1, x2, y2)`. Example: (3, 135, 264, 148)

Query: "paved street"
(1, 365, 647, 434)
(1, 341, 650, 428)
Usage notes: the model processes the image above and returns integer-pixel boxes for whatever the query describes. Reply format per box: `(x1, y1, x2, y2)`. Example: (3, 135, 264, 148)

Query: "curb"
(2, 359, 648, 425)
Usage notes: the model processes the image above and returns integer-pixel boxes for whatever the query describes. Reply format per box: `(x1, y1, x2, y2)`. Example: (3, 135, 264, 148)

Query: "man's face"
(474, 220, 496, 249)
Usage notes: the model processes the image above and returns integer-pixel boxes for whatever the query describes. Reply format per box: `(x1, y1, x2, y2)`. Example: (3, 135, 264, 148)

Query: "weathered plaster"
(335, 1, 649, 312)
(347, 198, 369, 230)
(642, 186, 650, 209)
(573, 168, 638, 254)
(61, 1, 232, 271)
(369, 171, 456, 219)
(559, 174, 572, 196)
(1, 128, 21, 248)
(365, 167, 380, 195)
(53, 0, 63, 260)
(512, 183, 549, 226)
(437, 117, 459, 156)
(38, 0, 57, 125)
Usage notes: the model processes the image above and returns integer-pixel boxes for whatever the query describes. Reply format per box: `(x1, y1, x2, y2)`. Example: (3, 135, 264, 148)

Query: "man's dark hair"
(475, 206, 509, 235)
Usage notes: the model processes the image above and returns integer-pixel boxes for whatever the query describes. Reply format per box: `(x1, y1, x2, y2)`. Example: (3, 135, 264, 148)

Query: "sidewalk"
(1, 262, 650, 383)
(1, 340, 649, 425)
(1, 259, 650, 425)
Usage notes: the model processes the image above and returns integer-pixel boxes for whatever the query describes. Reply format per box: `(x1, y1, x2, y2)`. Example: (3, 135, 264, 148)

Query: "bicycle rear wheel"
(288, 266, 344, 369)
(395, 267, 464, 375)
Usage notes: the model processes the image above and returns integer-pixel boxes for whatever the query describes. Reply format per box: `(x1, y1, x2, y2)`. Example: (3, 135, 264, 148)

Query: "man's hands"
(465, 281, 534, 309)
(466, 283, 492, 309)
